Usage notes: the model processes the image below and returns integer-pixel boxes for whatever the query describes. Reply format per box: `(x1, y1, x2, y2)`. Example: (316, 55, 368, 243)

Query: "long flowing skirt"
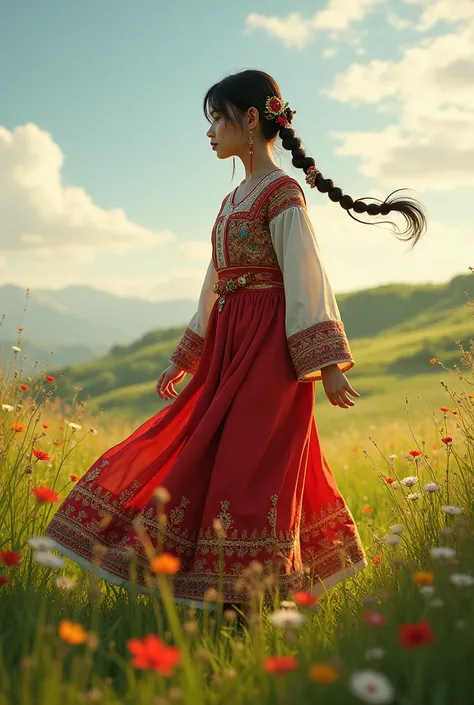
(45, 287, 366, 608)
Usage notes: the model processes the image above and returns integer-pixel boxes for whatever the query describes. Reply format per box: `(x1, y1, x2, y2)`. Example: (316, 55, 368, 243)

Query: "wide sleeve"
(169, 259, 218, 375)
(269, 190, 355, 383)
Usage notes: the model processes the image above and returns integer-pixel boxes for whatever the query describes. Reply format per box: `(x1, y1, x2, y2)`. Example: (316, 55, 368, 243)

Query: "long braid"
(278, 109, 427, 250)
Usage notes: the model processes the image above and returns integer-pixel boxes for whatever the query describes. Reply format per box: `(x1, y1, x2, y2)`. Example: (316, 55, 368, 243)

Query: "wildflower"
(68, 422, 82, 431)
(32, 448, 51, 462)
(27, 536, 56, 551)
(348, 669, 394, 704)
(430, 546, 456, 560)
(429, 358, 437, 365)
(150, 552, 181, 575)
(308, 663, 338, 684)
(419, 585, 435, 597)
(31, 485, 60, 503)
(55, 575, 77, 591)
(280, 600, 297, 610)
(59, 619, 88, 645)
(365, 648, 385, 661)
(10, 423, 25, 432)
(0, 550, 22, 567)
(372, 556, 381, 564)
(45, 375, 55, 382)
(1, 404, 14, 412)
(390, 524, 404, 534)
(449, 573, 474, 588)
(53, 440, 62, 446)
(390, 481, 400, 489)
(408, 450, 422, 458)
(399, 621, 435, 649)
(69, 474, 79, 482)
(90, 427, 98, 435)
(384, 477, 395, 484)
(401, 476, 419, 487)
(363, 612, 387, 627)
(127, 634, 181, 675)
(423, 482, 441, 492)
(269, 608, 306, 628)
(407, 493, 422, 501)
(441, 437, 453, 445)
(20, 384, 29, 391)
(33, 551, 65, 569)
(412, 571, 434, 586)
(440, 407, 450, 413)
(362, 505, 373, 514)
(263, 656, 298, 674)
(0, 576, 9, 585)
(389, 454, 397, 460)
(42, 423, 49, 429)
(441, 505, 462, 516)
(385, 534, 400, 546)
(12, 346, 21, 353)
(293, 591, 318, 607)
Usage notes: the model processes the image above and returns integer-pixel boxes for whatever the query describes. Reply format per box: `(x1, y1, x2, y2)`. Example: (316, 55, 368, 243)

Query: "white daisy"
(27, 536, 56, 551)
(55, 575, 77, 591)
(390, 524, 404, 534)
(423, 482, 441, 492)
(430, 546, 456, 560)
(68, 422, 82, 431)
(365, 648, 386, 661)
(389, 454, 397, 460)
(348, 669, 394, 704)
(268, 608, 306, 628)
(449, 573, 474, 588)
(1, 404, 14, 412)
(441, 505, 462, 516)
(12, 346, 21, 353)
(33, 551, 65, 569)
(385, 534, 400, 546)
(419, 586, 435, 597)
(401, 476, 419, 487)
(407, 493, 422, 501)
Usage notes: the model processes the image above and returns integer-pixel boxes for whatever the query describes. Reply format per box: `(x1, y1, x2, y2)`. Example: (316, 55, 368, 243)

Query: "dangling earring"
(248, 128, 254, 176)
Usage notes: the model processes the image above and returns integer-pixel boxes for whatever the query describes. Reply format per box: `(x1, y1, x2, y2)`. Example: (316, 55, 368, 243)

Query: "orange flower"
(20, 384, 29, 391)
(31, 485, 60, 503)
(69, 474, 79, 482)
(362, 505, 372, 514)
(0, 550, 22, 567)
(263, 656, 298, 674)
(42, 423, 49, 429)
(372, 556, 382, 564)
(441, 437, 453, 445)
(59, 619, 88, 645)
(293, 591, 318, 607)
(385, 477, 395, 484)
(440, 407, 450, 413)
(309, 663, 338, 684)
(412, 571, 435, 586)
(45, 375, 55, 382)
(127, 634, 181, 675)
(429, 358, 437, 365)
(32, 448, 51, 461)
(409, 450, 422, 458)
(10, 423, 25, 432)
(451, 408, 459, 415)
(150, 553, 181, 575)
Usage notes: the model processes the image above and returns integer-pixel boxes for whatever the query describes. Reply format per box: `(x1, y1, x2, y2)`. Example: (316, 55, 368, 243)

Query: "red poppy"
(0, 575, 9, 585)
(399, 621, 435, 649)
(429, 358, 437, 365)
(409, 450, 422, 458)
(127, 634, 180, 675)
(11, 423, 25, 432)
(362, 505, 373, 514)
(364, 612, 387, 627)
(42, 424, 49, 429)
(385, 477, 395, 484)
(69, 474, 79, 482)
(45, 375, 55, 382)
(31, 485, 60, 503)
(32, 448, 51, 462)
(293, 591, 318, 607)
(372, 556, 381, 564)
(441, 437, 453, 445)
(440, 407, 450, 413)
(20, 384, 29, 391)
(0, 550, 22, 567)
(263, 656, 298, 674)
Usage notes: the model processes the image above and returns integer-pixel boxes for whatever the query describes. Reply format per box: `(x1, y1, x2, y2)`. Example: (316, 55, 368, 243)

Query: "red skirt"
(45, 284, 366, 606)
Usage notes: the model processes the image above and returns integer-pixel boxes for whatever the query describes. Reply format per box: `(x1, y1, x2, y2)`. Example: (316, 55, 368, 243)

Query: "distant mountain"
(50, 272, 474, 420)
(0, 284, 197, 350)
(0, 338, 104, 368)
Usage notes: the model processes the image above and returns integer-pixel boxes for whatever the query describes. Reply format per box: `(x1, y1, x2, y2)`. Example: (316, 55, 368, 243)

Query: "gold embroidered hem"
(287, 320, 355, 382)
(169, 327, 204, 375)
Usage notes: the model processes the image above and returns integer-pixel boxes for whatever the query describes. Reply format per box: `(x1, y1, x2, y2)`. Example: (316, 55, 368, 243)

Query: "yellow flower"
(58, 619, 88, 644)
(150, 552, 181, 575)
(309, 663, 339, 684)
(412, 571, 435, 586)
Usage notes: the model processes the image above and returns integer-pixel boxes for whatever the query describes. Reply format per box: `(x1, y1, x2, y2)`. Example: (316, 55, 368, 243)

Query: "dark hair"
(203, 69, 427, 250)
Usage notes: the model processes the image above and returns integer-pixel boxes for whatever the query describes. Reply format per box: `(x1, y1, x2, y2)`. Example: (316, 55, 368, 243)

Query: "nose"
(206, 126, 214, 138)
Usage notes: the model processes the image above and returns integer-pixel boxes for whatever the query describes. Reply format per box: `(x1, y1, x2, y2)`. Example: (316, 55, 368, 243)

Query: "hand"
(156, 363, 186, 400)
(321, 366, 360, 409)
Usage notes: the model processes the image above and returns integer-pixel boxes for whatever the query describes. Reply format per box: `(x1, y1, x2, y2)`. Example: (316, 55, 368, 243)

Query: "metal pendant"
(218, 296, 226, 312)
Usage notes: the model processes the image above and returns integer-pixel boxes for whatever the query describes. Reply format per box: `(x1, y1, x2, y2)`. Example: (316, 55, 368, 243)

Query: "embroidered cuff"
(287, 320, 355, 382)
(169, 327, 205, 375)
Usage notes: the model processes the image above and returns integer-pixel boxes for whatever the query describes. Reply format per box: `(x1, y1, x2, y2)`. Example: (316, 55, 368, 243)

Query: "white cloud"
(0, 124, 175, 257)
(403, 0, 474, 31)
(322, 47, 339, 59)
(245, 0, 386, 48)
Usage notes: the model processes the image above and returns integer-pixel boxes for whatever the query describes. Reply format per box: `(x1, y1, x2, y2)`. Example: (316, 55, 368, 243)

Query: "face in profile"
(206, 104, 248, 160)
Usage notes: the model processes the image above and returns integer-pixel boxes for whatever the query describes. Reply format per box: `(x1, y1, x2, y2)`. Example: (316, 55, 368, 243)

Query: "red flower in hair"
(269, 97, 283, 113)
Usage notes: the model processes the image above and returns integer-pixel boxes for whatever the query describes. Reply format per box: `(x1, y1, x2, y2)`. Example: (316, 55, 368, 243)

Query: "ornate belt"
(213, 266, 284, 312)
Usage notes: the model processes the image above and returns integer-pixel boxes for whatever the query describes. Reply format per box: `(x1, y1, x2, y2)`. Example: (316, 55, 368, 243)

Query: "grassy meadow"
(0, 282, 473, 704)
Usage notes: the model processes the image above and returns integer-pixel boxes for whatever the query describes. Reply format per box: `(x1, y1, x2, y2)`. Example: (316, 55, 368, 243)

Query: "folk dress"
(45, 168, 367, 608)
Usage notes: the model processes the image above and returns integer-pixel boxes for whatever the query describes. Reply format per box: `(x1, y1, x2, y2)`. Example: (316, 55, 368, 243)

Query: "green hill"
(52, 272, 474, 426)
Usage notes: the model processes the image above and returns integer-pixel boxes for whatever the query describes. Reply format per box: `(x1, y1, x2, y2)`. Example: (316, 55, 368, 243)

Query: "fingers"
(327, 388, 358, 408)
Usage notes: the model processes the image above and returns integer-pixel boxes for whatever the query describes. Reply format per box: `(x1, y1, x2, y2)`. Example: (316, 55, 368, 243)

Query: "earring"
(248, 128, 254, 176)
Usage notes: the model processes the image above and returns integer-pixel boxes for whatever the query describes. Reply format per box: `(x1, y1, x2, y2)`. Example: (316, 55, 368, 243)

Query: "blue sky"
(1, 0, 472, 302)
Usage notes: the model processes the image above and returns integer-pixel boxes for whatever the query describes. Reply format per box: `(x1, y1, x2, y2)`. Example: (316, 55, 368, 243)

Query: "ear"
(247, 107, 260, 130)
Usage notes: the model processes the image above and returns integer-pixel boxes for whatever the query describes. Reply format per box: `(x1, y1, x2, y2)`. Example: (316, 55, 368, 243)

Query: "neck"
(240, 143, 278, 182)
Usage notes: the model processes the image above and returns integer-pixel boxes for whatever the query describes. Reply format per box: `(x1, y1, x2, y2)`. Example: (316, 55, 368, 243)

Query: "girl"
(45, 69, 426, 611)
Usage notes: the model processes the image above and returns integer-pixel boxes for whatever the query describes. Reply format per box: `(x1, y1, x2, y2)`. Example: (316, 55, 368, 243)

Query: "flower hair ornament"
(264, 95, 321, 190)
